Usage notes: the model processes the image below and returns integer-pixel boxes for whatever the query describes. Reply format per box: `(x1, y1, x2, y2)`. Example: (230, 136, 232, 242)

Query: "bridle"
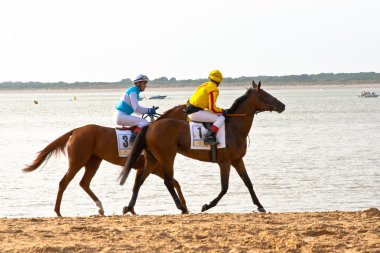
(226, 90, 276, 117)
(254, 89, 277, 113)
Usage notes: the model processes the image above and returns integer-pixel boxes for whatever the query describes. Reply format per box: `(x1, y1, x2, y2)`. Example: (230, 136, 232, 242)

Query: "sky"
(0, 0, 379, 82)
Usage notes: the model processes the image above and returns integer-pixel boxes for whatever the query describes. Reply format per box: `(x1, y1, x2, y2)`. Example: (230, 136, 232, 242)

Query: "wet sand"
(1, 208, 379, 252)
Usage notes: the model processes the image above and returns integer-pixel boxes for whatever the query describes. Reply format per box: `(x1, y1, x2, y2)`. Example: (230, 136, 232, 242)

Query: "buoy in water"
(33, 100, 38, 104)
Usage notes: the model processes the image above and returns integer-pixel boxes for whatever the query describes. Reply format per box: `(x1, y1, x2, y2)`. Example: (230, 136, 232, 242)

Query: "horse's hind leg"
(80, 156, 103, 215)
(152, 164, 189, 214)
(159, 159, 187, 214)
(54, 165, 82, 217)
(232, 158, 265, 212)
(172, 178, 188, 213)
(164, 176, 188, 214)
(201, 161, 231, 212)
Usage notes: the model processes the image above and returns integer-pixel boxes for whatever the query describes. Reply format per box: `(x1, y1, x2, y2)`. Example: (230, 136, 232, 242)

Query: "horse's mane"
(228, 88, 253, 113)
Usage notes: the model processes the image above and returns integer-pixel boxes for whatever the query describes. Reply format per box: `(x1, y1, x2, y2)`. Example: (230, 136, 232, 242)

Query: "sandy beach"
(1, 208, 379, 252)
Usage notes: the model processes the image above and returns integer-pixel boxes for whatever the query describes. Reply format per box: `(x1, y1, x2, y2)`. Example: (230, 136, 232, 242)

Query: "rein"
(225, 113, 247, 117)
(226, 111, 261, 117)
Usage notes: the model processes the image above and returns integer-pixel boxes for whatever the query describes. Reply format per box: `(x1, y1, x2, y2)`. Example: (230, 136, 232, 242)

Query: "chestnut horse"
(120, 81, 285, 214)
(22, 105, 188, 217)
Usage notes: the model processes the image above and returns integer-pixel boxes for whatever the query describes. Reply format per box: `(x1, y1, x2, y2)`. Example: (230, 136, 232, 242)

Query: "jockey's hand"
(147, 107, 157, 116)
(222, 109, 230, 116)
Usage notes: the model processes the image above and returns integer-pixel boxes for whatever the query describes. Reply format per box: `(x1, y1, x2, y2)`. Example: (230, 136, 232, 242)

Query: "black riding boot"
(129, 132, 138, 145)
(204, 130, 218, 145)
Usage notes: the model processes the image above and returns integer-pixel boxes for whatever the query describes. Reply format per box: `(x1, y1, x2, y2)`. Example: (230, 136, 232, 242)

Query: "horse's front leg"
(201, 161, 231, 212)
(232, 158, 266, 212)
(122, 165, 152, 215)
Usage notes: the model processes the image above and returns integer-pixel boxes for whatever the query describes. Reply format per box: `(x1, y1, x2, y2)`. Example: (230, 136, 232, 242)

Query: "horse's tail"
(22, 130, 74, 172)
(119, 125, 149, 185)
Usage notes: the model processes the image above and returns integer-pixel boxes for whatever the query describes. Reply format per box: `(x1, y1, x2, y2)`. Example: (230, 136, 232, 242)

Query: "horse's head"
(251, 80, 285, 113)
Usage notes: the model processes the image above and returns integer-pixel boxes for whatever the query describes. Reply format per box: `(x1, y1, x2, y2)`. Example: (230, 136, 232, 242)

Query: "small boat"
(149, 95, 167, 100)
(358, 91, 378, 98)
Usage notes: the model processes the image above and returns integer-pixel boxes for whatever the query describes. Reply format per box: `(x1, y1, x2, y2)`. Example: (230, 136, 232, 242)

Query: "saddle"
(187, 121, 218, 145)
(188, 122, 226, 163)
(115, 126, 136, 131)
(115, 127, 138, 157)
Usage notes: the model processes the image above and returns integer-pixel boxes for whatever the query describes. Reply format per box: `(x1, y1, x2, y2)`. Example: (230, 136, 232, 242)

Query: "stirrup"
(203, 136, 218, 146)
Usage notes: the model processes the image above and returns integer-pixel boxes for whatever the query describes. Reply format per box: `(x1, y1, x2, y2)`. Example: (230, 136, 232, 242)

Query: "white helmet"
(133, 74, 149, 84)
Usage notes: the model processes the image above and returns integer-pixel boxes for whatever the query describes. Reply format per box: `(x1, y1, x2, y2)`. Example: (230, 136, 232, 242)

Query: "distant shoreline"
(1, 83, 380, 94)
(2, 72, 380, 92)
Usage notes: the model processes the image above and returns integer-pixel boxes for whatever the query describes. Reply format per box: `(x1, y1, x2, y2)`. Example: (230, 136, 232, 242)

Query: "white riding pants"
(114, 110, 149, 128)
(188, 110, 225, 129)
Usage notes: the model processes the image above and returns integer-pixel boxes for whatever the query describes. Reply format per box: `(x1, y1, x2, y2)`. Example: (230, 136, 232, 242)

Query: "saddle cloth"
(189, 122, 226, 150)
(115, 128, 133, 157)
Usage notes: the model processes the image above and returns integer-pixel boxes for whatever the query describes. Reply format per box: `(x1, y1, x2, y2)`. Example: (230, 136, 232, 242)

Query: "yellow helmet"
(209, 70, 223, 83)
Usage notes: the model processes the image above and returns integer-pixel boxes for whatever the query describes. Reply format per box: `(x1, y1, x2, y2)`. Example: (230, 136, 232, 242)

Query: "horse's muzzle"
(272, 103, 285, 113)
(277, 104, 286, 113)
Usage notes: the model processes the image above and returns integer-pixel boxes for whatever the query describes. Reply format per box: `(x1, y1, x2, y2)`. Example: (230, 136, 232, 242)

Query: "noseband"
(268, 104, 275, 112)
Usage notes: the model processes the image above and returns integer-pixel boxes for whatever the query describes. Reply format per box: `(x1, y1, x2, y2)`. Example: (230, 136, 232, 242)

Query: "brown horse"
(120, 81, 285, 214)
(22, 105, 188, 217)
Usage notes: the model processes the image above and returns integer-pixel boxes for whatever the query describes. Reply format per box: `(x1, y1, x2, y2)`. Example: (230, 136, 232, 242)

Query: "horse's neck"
(229, 102, 256, 137)
(228, 114, 254, 137)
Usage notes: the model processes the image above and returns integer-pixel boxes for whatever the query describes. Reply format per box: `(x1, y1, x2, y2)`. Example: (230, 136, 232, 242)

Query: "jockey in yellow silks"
(186, 70, 228, 145)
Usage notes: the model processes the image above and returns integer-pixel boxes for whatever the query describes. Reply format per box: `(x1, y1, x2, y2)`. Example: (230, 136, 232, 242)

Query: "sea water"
(0, 87, 379, 217)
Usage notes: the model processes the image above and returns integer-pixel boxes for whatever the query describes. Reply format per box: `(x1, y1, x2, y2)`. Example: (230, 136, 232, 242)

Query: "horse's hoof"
(182, 209, 189, 214)
(98, 209, 105, 216)
(258, 207, 266, 213)
(201, 204, 208, 212)
(123, 206, 136, 215)
(130, 208, 137, 215)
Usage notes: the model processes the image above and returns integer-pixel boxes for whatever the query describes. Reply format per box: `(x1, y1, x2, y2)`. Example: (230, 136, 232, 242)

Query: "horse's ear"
(258, 81, 261, 90)
(252, 80, 257, 89)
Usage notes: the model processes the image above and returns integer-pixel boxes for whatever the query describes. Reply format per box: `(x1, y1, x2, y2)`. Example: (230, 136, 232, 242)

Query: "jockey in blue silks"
(115, 74, 156, 144)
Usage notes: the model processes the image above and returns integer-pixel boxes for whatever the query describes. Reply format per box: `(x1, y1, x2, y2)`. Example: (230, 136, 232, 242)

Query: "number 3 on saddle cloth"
(115, 127, 135, 157)
(189, 122, 226, 150)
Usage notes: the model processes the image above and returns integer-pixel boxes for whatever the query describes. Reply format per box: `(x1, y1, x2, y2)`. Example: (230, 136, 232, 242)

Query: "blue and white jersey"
(115, 86, 150, 115)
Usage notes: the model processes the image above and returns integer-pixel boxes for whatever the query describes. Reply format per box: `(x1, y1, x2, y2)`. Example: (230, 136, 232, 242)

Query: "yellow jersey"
(189, 81, 224, 113)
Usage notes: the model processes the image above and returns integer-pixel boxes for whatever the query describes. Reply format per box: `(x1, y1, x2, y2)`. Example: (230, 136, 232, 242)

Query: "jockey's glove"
(222, 109, 230, 116)
(148, 107, 157, 116)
